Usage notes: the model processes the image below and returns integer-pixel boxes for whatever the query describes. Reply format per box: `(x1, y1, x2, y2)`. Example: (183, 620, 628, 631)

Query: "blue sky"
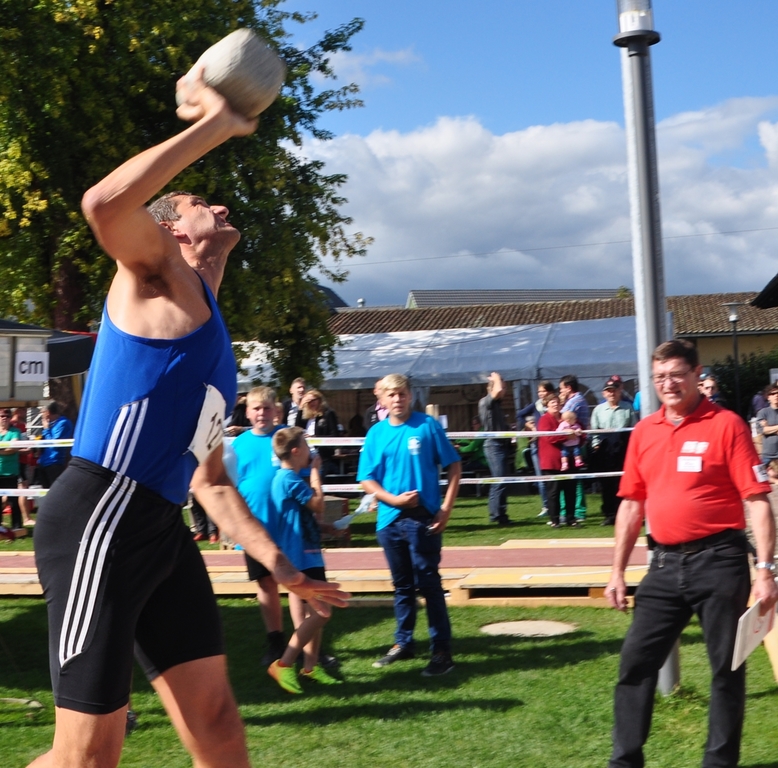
(278, 1, 778, 306)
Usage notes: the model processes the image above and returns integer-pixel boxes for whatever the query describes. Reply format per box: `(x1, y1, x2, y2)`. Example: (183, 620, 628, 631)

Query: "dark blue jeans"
(483, 439, 509, 522)
(376, 516, 452, 653)
(609, 536, 751, 768)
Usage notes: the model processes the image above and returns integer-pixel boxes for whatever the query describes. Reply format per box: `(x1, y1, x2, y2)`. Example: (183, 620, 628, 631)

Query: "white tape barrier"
(10, 428, 631, 451)
(305, 428, 633, 445)
(5, 440, 75, 449)
(322, 472, 624, 494)
(4, 429, 630, 497)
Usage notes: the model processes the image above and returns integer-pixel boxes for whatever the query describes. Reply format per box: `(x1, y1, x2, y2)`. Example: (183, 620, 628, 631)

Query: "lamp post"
(614, 0, 666, 418)
(723, 302, 745, 417)
(613, 0, 668, 417)
(613, 0, 678, 696)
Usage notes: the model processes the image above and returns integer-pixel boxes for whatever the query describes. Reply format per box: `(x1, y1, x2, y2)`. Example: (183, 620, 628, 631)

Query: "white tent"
(237, 315, 640, 395)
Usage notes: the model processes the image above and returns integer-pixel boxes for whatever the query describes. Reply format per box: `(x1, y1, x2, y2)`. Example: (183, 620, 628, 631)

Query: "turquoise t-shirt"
(357, 412, 460, 531)
(271, 468, 323, 571)
(0, 428, 20, 477)
(233, 426, 282, 543)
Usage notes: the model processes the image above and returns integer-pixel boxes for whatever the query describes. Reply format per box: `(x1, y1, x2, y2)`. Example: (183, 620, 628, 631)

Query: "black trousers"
(0, 474, 21, 529)
(600, 475, 622, 521)
(190, 497, 217, 537)
(609, 535, 751, 768)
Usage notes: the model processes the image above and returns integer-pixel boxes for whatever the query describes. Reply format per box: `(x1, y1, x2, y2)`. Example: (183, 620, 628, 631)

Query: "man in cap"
(590, 377, 636, 525)
(756, 383, 778, 464)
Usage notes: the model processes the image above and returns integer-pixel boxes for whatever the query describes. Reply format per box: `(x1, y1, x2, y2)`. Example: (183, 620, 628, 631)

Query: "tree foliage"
(0, 0, 368, 385)
(709, 345, 778, 418)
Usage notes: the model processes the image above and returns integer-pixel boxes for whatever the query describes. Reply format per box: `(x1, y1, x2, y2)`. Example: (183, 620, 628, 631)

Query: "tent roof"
(237, 315, 640, 392)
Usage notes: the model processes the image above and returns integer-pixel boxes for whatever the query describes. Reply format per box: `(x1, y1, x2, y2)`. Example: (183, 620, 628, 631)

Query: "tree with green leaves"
(0, 0, 368, 386)
(710, 346, 778, 418)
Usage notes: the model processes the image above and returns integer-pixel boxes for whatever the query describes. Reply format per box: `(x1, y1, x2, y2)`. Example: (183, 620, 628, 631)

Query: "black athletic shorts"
(244, 551, 272, 582)
(34, 458, 223, 715)
(303, 566, 326, 582)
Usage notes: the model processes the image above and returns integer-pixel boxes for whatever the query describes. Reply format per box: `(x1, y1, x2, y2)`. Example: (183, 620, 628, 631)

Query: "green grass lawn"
(2, 598, 778, 767)
(347, 490, 612, 548)
(1, 490, 612, 553)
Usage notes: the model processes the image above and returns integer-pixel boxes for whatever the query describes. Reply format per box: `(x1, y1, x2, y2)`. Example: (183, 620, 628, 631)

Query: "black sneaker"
(260, 631, 286, 666)
(319, 652, 339, 669)
(421, 652, 455, 677)
(125, 709, 138, 736)
(372, 644, 415, 668)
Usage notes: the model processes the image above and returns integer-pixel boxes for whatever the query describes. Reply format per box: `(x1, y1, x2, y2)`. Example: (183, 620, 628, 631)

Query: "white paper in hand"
(332, 515, 354, 531)
(731, 600, 776, 671)
(332, 494, 377, 531)
(355, 493, 376, 515)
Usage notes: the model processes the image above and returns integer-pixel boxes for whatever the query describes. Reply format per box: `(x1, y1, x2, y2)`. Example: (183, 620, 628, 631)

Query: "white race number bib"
(188, 385, 226, 464)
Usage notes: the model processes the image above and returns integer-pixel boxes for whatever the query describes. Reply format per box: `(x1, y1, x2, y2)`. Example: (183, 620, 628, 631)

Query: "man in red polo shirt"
(606, 339, 778, 768)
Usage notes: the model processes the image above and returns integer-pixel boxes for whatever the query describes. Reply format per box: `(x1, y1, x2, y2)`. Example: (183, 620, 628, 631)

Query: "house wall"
(686, 334, 778, 366)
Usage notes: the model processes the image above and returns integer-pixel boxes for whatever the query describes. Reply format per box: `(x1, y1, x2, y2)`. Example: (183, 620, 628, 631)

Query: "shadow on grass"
(743, 764, 778, 768)
(0, 600, 51, 694)
(745, 687, 778, 701)
(216, 601, 626, 706)
(241, 696, 523, 727)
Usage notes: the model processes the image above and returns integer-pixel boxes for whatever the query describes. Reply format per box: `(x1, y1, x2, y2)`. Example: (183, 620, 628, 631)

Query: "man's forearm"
(747, 496, 776, 565)
(194, 483, 289, 574)
(83, 110, 237, 226)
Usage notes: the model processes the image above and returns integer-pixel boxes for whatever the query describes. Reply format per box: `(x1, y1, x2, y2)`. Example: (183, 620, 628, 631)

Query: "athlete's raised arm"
(81, 70, 256, 274)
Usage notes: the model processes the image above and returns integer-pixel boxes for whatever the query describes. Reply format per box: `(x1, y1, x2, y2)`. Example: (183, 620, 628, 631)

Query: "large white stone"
(178, 29, 286, 118)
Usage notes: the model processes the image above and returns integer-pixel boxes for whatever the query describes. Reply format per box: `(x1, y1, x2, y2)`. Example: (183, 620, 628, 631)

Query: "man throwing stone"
(30, 71, 348, 768)
(606, 340, 778, 768)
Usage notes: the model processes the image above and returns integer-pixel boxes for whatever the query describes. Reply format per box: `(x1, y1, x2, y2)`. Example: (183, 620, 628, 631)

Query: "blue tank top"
(73, 278, 237, 504)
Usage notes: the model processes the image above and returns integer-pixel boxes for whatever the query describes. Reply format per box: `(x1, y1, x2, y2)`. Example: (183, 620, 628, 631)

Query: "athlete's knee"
(47, 707, 125, 768)
(190, 687, 246, 761)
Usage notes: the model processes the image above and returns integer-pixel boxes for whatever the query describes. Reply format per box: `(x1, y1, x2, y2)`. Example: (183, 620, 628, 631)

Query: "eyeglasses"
(651, 368, 692, 385)
(0, 413, 11, 418)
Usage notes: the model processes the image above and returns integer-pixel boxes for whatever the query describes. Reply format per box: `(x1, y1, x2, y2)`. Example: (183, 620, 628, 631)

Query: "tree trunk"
(52, 258, 88, 331)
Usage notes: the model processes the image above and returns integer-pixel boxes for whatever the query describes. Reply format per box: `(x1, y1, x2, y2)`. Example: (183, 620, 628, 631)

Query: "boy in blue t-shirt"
(357, 373, 461, 677)
(232, 387, 285, 665)
(267, 427, 343, 694)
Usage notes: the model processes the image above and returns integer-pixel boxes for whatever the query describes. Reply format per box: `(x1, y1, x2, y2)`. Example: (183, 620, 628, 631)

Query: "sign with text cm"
(15, 352, 49, 383)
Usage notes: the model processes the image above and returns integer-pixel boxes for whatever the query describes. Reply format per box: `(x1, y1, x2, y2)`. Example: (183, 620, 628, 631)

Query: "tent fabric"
(237, 316, 639, 393)
(48, 331, 95, 378)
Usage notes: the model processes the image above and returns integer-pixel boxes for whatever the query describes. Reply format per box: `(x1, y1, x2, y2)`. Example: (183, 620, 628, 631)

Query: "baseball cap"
(604, 375, 622, 389)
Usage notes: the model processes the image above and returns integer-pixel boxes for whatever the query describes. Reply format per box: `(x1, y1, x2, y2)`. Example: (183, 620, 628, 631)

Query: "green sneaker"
(268, 660, 303, 694)
(301, 664, 343, 685)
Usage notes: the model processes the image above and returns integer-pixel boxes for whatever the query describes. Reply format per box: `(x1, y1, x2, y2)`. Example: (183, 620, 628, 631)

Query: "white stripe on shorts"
(58, 473, 136, 668)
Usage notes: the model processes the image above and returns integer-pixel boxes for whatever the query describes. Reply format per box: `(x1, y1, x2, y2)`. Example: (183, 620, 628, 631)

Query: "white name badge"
(754, 464, 769, 483)
(188, 385, 227, 464)
(677, 455, 702, 473)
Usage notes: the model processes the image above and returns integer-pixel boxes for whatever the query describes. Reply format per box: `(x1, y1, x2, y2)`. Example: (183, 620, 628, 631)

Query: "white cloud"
(314, 47, 421, 89)
(299, 96, 778, 307)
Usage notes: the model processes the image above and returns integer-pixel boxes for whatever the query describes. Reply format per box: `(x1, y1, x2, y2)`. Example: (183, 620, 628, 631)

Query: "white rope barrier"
(322, 473, 624, 494)
(0, 430, 631, 498)
(305, 428, 633, 445)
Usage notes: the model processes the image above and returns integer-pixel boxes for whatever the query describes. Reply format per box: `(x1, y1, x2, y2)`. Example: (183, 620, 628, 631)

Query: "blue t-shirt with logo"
(357, 411, 460, 531)
(233, 426, 282, 543)
(271, 468, 323, 571)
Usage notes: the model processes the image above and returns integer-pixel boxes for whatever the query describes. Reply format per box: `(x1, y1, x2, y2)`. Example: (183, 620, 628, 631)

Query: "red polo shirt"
(618, 396, 768, 545)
